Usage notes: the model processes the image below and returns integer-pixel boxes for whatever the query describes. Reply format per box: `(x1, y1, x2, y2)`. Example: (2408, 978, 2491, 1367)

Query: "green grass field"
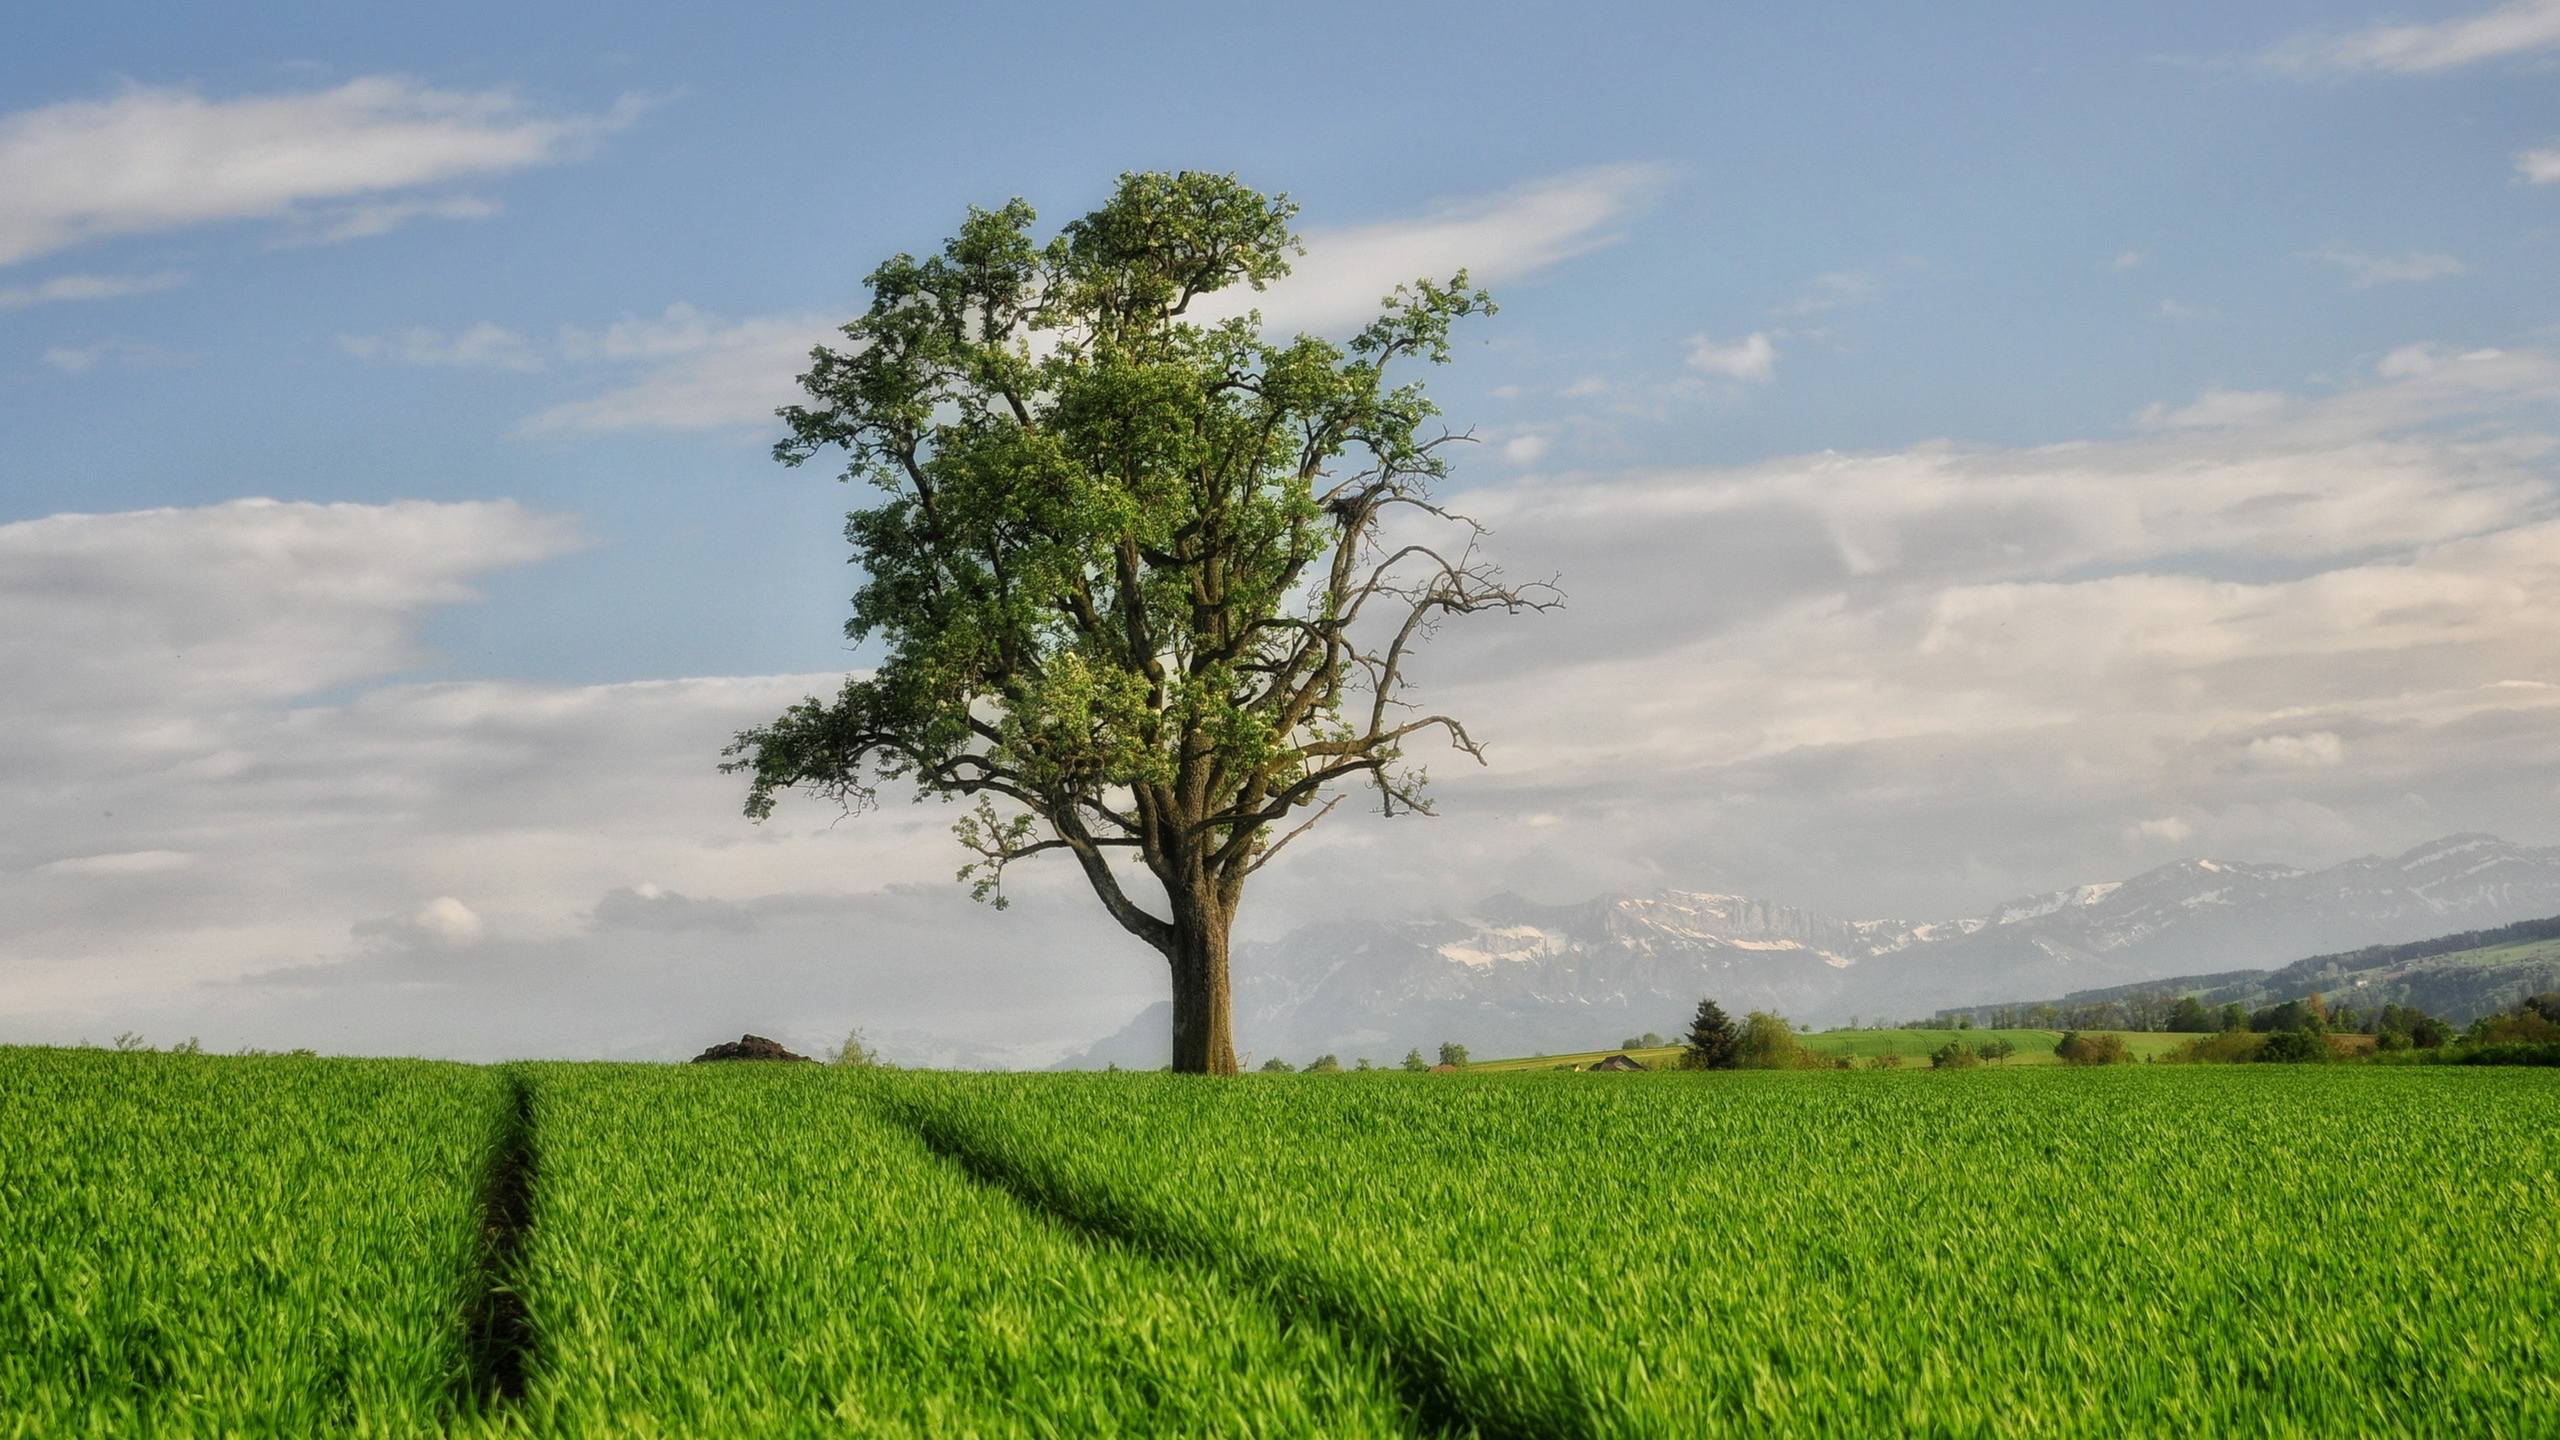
(1475, 1026, 2188, 1070)
(0, 1049, 506, 1436)
(4, 1049, 2554, 1436)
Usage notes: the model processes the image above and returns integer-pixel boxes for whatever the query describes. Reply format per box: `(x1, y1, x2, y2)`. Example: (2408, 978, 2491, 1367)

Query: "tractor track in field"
(889, 1098, 1582, 1440)
(461, 1068, 538, 1413)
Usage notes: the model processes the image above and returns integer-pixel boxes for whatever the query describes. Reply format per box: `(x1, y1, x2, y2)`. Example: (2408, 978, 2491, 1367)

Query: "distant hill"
(1057, 833, 2560, 1066)
(1938, 913, 2560, 1027)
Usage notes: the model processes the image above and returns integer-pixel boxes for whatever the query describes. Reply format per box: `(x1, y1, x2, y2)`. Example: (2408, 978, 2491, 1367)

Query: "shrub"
(2448, 1042, 2560, 1066)
(2472, 1003, 2560, 1046)
(1259, 1057, 1294, 1074)
(2054, 1031, 2128, 1066)
(1866, 1052, 1905, 1069)
(1400, 1049, 1428, 1073)
(1437, 1042, 1470, 1069)
(1977, 1038, 2017, 1063)
(833, 1029, 888, 1068)
(1735, 1012, 1811, 1069)
(1929, 1041, 1981, 1070)
(1305, 1055, 1342, 1074)
(2249, 996, 2328, 1035)
(2253, 1030, 2329, 1064)
(2164, 1029, 2264, 1064)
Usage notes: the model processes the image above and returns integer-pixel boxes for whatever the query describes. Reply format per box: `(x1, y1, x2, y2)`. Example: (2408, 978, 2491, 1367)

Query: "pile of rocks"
(689, 1034, 814, 1063)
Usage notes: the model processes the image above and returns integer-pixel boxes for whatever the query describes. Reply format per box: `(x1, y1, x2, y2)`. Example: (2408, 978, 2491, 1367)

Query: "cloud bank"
(0, 77, 636, 267)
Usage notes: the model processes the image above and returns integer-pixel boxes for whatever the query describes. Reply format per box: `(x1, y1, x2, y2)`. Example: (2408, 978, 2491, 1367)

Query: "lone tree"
(724, 173, 1554, 1075)
(1681, 998, 1739, 1070)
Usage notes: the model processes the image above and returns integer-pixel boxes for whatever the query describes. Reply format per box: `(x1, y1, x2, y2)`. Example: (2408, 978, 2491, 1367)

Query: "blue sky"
(5, 2, 2560, 1059)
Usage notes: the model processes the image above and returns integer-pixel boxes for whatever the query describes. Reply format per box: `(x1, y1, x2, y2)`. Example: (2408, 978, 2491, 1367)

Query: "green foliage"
(2250, 995, 2330, 1035)
(2167, 996, 2213, 1032)
(1929, 1040, 1982, 1069)
(1304, 1054, 1342, 1074)
(721, 171, 1549, 1075)
(1681, 997, 1739, 1070)
(1259, 1057, 1295, 1074)
(1866, 1052, 1906, 1069)
(832, 1028, 889, 1068)
(2254, 1029, 2331, 1064)
(1977, 1037, 2017, 1063)
(2471, 993, 2560, 1045)
(1436, 1041, 1469, 1069)
(2054, 1031, 2129, 1066)
(2447, 1041, 2560, 1066)
(2164, 1028, 2266, 1064)
(0, 1049, 499, 1432)
(2374, 1002, 2453, 1051)
(1735, 1011, 1815, 1069)
(725, 175, 1518, 911)
(1400, 1048, 1428, 1073)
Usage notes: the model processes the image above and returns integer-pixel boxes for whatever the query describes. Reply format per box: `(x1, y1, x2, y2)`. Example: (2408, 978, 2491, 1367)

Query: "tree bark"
(1166, 893, 1239, 1075)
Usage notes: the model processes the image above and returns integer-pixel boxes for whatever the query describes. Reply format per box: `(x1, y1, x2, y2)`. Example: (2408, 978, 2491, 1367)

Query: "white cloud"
(410, 896, 485, 942)
(520, 308, 840, 434)
(2135, 389, 2290, 429)
(2374, 341, 2508, 377)
(41, 338, 191, 374)
(1206, 163, 1669, 335)
(2157, 298, 2216, 321)
(1775, 269, 1880, 316)
(1684, 331, 1777, 381)
(2268, 0, 2560, 73)
(1501, 433, 1553, 466)
(2108, 249, 2146, 273)
(2127, 817, 2194, 846)
(2305, 244, 2466, 288)
(340, 322, 543, 371)
(2246, 732, 2347, 769)
(0, 497, 581, 716)
(0, 495, 1162, 1057)
(0, 270, 185, 311)
(276, 194, 500, 248)
(2518, 147, 2560, 184)
(35, 850, 194, 877)
(0, 77, 637, 267)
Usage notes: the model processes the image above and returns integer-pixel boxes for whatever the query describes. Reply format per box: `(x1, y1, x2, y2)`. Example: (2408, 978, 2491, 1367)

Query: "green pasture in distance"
(0, 1048, 505, 1437)
(2450, 936, 2560, 967)
(899, 1066, 2560, 1438)
(1473, 1028, 2184, 1070)
(505, 1063, 1409, 1439)
(1800, 1027, 2188, 1063)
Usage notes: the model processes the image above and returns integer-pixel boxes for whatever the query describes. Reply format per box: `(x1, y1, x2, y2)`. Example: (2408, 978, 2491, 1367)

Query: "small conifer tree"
(1682, 998, 1740, 1070)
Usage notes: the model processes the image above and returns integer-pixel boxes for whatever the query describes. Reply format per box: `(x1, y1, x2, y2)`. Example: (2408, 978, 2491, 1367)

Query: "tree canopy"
(723, 173, 1552, 1073)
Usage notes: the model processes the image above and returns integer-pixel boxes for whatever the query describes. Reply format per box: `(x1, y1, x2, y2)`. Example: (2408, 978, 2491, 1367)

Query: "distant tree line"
(2160, 990, 2560, 1066)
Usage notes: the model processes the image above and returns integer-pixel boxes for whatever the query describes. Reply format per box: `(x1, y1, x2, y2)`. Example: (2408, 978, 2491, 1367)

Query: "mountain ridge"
(1063, 832, 2560, 1067)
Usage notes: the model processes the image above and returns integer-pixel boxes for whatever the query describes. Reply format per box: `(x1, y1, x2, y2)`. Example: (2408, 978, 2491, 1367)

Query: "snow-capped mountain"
(1071, 833, 2560, 1066)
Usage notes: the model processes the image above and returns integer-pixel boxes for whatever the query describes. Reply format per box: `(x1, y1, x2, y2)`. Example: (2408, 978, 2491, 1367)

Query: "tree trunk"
(1167, 895, 1239, 1075)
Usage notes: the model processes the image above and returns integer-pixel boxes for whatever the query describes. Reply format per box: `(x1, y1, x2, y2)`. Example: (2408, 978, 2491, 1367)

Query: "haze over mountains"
(1070, 834, 2560, 1067)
